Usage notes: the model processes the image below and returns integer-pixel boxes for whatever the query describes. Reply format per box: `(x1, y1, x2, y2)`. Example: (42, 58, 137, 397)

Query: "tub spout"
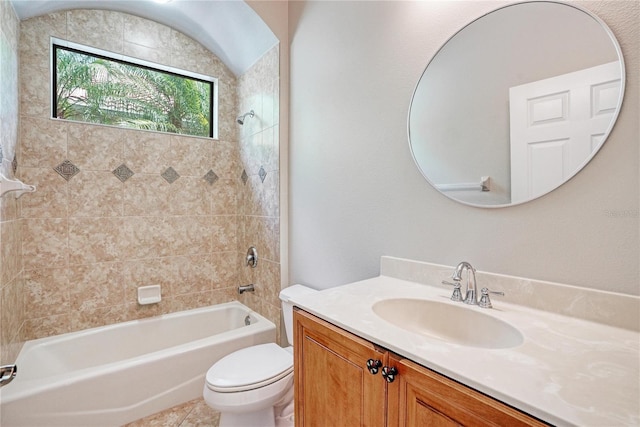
(238, 284, 255, 294)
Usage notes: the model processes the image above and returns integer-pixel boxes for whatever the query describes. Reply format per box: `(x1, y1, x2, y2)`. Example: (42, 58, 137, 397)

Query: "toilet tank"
(279, 285, 317, 346)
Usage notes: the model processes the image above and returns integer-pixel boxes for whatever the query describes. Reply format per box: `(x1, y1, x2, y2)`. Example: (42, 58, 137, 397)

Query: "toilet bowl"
(203, 285, 316, 427)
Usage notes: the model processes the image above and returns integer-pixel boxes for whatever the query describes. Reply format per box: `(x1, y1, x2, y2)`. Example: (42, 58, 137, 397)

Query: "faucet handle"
(478, 287, 504, 309)
(441, 280, 463, 302)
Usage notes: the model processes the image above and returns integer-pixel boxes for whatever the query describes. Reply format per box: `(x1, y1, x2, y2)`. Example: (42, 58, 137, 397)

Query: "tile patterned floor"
(123, 398, 220, 427)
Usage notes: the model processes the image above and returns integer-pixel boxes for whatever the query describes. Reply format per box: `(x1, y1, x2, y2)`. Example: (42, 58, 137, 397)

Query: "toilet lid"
(206, 343, 293, 391)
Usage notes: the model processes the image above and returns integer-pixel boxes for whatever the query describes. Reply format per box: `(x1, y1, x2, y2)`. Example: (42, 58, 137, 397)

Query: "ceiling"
(10, 0, 278, 76)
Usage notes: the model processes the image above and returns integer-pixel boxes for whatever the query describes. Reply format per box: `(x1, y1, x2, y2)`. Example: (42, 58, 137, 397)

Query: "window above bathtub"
(51, 38, 218, 139)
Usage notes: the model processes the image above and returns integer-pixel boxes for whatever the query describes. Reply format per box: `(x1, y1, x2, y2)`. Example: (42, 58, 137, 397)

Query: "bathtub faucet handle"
(238, 284, 255, 294)
(246, 247, 258, 268)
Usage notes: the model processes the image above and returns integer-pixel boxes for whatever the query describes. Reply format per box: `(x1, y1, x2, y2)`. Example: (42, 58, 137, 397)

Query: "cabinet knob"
(366, 359, 382, 375)
(381, 366, 398, 383)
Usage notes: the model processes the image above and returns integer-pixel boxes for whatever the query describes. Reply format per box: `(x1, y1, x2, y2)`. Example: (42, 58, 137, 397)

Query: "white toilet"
(203, 285, 317, 427)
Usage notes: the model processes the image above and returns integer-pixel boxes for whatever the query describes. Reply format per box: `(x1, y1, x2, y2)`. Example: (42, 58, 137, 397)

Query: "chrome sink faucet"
(452, 261, 478, 305)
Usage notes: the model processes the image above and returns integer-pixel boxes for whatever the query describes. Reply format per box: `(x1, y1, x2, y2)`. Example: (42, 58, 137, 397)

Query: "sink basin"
(372, 298, 523, 349)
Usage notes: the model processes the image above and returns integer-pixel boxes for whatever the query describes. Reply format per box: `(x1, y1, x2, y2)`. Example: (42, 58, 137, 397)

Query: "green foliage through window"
(54, 44, 214, 138)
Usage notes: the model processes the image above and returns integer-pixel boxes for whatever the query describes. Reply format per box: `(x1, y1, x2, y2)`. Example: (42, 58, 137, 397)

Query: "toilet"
(203, 285, 317, 427)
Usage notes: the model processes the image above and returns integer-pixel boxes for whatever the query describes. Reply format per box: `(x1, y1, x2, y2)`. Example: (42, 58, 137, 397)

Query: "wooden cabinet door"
(387, 354, 547, 427)
(294, 309, 387, 427)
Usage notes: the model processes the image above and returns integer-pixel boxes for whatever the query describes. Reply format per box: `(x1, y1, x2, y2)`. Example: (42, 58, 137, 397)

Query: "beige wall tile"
(169, 215, 213, 256)
(0, 219, 21, 284)
(171, 254, 213, 295)
(167, 291, 214, 313)
(168, 176, 211, 216)
(123, 14, 171, 50)
(19, 62, 51, 117)
(123, 130, 171, 174)
(67, 171, 123, 217)
(123, 41, 163, 64)
(68, 217, 123, 264)
(22, 218, 68, 270)
(23, 313, 70, 340)
(120, 216, 173, 260)
(19, 12, 66, 58)
(168, 30, 219, 77)
(123, 174, 170, 216)
(20, 117, 67, 168)
(241, 216, 279, 263)
(24, 267, 70, 318)
(124, 299, 167, 320)
(67, 123, 124, 171)
(122, 257, 173, 302)
(212, 139, 240, 180)
(210, 287, 238, 306)
(19, 167, 68, 218)
(218, 81, 238, 142)
(211, 179, 238, 215)
(70, 304, 128, 331)
(211, 251, 239, 289)
(68, 262, 123, 311)
(66, 10, 124, 53)
(0, 274, 25, 363)
(211, 215, 237, 252)
(168, 135, 212, 177)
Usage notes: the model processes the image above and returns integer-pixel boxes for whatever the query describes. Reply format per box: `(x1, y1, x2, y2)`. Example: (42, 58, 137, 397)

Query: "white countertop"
(291, 275, 640, 426)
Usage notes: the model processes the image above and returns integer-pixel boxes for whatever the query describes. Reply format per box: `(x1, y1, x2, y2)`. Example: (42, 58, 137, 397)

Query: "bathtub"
(0, 301, 276, 426)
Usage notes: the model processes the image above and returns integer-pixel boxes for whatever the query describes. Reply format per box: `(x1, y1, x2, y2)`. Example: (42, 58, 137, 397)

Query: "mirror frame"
(407, 0, 626, 208)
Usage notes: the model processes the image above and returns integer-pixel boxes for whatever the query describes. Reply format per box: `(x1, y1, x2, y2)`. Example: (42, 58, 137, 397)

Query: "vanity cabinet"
(294, 308, 546, 427)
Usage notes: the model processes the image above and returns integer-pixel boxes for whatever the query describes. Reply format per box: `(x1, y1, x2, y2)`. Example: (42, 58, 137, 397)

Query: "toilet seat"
(206, 343, 293, 393)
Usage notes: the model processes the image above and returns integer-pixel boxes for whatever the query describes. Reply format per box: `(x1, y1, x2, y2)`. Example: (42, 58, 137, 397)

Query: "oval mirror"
(408, 1, 625, 207)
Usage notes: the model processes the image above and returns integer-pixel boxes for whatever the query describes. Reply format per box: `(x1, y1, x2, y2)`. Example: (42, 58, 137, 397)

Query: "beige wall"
(0, 0, 23, 366)
(2, 9, 280, 344)
(288, 0, 639, 295)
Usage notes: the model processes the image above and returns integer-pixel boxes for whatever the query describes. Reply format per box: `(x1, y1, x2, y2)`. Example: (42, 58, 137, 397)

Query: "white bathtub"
(0, 301, 276, 426)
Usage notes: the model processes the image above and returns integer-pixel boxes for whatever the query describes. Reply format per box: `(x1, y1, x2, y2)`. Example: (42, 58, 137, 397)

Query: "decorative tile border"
(113, 164, 134, 183)
(161, 167, 180, 184)
(54, 160, 80, 181)
(204, 169, 219, 185)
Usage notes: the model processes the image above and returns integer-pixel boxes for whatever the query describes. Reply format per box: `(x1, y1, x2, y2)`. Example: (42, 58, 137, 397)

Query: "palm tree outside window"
(52, 40, 216, 139)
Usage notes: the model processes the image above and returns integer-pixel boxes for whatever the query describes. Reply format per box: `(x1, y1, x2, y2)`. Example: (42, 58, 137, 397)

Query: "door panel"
(509, 61, 621, 203)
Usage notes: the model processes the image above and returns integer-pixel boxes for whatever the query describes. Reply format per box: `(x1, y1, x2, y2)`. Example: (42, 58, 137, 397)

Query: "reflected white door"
(509, 61, 621, 203)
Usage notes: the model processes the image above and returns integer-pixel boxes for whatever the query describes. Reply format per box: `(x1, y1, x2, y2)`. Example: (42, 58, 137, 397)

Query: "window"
(52, 39, 217, 138)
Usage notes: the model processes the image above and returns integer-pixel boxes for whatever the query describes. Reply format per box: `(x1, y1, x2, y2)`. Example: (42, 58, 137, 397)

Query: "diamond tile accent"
(241, 169, 248, 185)
(161, 167, 180, 184)
(204, 170, 219, 185)
(54, 160, 80, 181)
(12, 156, 18, 174)
(259, 166, 267, 183)
(0, 145, 3, 164)
(113, 164, 134, 183)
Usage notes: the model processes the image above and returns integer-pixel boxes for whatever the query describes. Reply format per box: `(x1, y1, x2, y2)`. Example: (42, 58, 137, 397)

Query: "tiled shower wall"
(12, 9, 281, 341)
(0, 0, 24, 365)
(236, 47, 282, 343)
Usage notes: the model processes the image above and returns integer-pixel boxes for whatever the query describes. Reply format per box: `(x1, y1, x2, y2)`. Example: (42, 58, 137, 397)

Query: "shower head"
(236, 110, 254, 125)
